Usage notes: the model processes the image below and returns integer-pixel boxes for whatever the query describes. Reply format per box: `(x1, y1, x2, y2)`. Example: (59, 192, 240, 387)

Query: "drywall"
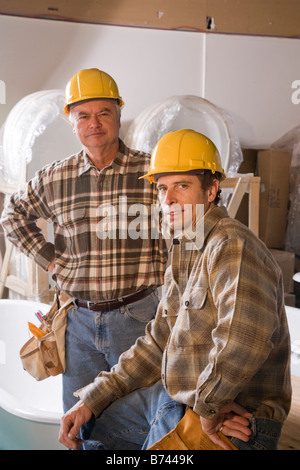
(204, 33, 300, 147)
(0, 15, 205, 140)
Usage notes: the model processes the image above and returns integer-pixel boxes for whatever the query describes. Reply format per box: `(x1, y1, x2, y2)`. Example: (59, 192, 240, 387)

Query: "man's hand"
(200, 402, 253, 450)
(59, 400, 93, 450)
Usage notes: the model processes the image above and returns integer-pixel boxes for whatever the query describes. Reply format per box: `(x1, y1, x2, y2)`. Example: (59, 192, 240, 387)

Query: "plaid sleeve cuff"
(74, 379, 117, 418)
(34, 242, 55, 271)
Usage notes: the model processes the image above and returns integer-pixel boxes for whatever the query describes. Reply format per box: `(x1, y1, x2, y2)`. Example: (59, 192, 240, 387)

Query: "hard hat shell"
(64, 68, 124, 114)
(140, 129, 226, 183)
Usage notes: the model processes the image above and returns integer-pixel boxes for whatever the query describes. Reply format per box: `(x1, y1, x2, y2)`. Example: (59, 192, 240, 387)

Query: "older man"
(1, 69, 167, 441)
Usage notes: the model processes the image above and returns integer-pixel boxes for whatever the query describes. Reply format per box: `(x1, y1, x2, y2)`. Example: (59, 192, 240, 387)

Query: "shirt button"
(209, 409, 216, 414)
(185, 301, 189, 307)
(164, 309, 167, 314)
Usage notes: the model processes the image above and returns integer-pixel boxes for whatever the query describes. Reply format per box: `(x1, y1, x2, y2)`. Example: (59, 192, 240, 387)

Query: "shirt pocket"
(55, 207, 88, 255)
(172, 287, 213, 347)
(182, 287, 208, 311)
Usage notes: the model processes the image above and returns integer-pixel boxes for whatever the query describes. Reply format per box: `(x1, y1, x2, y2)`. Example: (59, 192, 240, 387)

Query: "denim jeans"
(62, 289, 159, 438)
(83, 381, 186, 450)
(84, 386, 283, 450)
(83, 386, 283, 451)
(230, 417, 283, 450)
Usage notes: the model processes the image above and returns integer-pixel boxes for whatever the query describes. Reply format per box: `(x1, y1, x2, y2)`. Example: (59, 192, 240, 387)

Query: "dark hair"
(198, 171, 222, 205)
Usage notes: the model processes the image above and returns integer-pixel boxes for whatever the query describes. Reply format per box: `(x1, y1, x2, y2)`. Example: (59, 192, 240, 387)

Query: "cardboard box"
(257, 149, 291, 249)
(271, 249, 295, 293)
(238, 149, 258, 175)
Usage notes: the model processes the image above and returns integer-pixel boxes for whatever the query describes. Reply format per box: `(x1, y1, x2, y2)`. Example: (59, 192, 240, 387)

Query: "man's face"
(70, 100, 120, 152)
(157, 174, 217, 233)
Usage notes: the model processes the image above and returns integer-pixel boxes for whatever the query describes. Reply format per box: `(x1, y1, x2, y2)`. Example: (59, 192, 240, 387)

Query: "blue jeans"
(83, 381, 186, 450)
(230, 417, 283, 450)
(62, 289, 159, 437)
(84, 385, 283, 451)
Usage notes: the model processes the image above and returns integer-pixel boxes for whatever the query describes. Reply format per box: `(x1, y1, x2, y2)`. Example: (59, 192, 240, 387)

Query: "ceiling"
(0, 0, 299, 38)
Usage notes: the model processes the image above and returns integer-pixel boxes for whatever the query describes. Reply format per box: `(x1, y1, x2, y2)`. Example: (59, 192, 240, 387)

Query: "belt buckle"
(87, 301, 96, 310)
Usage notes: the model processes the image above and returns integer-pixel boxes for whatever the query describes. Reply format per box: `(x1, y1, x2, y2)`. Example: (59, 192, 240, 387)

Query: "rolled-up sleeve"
(1, 176, 55, 271)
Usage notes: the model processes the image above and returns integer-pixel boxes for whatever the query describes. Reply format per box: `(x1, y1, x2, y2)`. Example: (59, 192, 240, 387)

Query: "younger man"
(59, 129, 291, 451)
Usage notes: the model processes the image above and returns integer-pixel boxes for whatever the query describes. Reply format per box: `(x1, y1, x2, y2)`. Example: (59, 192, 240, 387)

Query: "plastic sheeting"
(272, 127, 300, 259)
(0, 92, 243, 183)
(0, 90, 67, 184)
(0, 89, 75, 300)
(125, 95, 243, 177)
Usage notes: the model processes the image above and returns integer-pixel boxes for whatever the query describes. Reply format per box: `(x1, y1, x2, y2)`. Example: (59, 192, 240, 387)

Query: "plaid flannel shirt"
(76, 206, 291, 421)
(1, 140, 167, 301)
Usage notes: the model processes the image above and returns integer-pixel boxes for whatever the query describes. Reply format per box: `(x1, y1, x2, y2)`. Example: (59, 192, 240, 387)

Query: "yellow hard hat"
(64, 68, 124, 114)
(140, 129, 226, 183)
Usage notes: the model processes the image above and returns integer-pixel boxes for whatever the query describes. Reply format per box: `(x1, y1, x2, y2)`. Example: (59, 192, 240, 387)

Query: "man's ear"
(208, 179, 219, 203)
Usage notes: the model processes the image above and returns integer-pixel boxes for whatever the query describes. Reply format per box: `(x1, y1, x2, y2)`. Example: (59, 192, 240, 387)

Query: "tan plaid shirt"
(76, 206, 291, 421)
(1, 140, 167, 301)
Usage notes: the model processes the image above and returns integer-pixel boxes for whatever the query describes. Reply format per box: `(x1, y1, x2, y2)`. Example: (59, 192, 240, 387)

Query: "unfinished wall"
(0, 14, 299, 151)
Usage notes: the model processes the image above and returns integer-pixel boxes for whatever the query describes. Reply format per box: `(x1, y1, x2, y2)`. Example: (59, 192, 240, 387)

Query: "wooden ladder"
(0, 180, 52, 303)
(221, 176, 260, 236)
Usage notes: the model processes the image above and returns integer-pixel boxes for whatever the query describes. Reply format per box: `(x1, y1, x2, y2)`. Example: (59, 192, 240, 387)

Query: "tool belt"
(20, 291, 73, 381)
(148, 408, 238, 450)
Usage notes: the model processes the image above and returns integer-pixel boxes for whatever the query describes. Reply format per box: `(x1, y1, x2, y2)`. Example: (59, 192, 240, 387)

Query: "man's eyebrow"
(97, 107, 113, 113)
(174, 179, 192, 184)
(157, 179, 192, 186)
(76, 107, 113, 116)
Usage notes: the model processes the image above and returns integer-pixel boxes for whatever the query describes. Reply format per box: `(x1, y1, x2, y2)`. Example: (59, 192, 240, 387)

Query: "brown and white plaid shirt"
(1, 140, 167, 301)
(75, 206, 291, 421)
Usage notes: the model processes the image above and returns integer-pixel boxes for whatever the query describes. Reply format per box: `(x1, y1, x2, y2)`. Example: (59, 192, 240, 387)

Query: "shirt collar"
(77, 139, 129, 176)
(77, 150, 93, 176)
(111, 139, 129, 175)
(171, 205, 229, 251)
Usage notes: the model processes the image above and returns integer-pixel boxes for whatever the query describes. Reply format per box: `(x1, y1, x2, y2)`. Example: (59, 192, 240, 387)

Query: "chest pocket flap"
(182, 287, 208, 310)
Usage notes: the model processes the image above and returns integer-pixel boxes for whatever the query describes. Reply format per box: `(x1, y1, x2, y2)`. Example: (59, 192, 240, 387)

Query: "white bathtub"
(0, 299, 64, 450)
(286, 305, 300, 378)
